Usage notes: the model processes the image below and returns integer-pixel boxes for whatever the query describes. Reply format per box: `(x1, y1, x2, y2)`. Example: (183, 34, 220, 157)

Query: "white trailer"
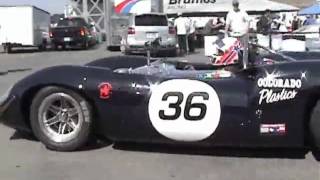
(0, 5, 50, 53)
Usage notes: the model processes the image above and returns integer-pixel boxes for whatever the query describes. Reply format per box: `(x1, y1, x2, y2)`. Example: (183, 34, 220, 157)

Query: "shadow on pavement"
(10, 130, 112, 151)
(59, 44, 101, 51)
(0, 68, 32, 76)
(312, 151, 320, 161)
(2, 44, 101, 54)
(79, 137, 112, 151)
(10, 131, 37, 142)
(113, 142, 313, 160)
(7, 49, 41, 54)
(9, 130, 320, 160)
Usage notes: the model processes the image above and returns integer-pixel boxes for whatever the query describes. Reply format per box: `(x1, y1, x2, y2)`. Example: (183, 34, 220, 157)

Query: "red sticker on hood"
(99, 82, 112, 99)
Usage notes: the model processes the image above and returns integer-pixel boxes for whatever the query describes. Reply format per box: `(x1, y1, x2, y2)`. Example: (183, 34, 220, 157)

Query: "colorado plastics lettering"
(257, 78, 302, 105)
(257, 78, 302, 89)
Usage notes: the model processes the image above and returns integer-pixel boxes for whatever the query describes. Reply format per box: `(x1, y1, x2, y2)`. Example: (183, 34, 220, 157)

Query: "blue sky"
(0, 0, 68, 14)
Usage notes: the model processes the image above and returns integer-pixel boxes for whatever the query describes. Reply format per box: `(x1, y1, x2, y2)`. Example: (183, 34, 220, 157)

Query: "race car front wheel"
(30, 86, 92, 151)
(310, 101, 320, 151)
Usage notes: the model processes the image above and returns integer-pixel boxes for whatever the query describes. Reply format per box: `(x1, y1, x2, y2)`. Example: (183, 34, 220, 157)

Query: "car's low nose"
(0, 86, 15, 117)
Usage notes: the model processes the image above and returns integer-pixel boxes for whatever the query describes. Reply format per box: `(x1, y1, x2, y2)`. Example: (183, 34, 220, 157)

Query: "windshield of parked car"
(135, 15, 168, 26)
(295, 25, 320, 33)
(57, 18, 87, 27)
(251, 44, 296, 64)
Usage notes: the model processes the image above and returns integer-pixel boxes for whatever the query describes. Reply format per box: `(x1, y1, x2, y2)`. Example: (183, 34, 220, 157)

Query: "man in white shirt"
(174, 13, 188, 55)
(225, 0, 250, 37)
(225, 0, 250, 68)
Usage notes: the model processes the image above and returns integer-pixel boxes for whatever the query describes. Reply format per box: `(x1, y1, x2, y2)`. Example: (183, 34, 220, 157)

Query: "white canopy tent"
(163, 0, 299, 15)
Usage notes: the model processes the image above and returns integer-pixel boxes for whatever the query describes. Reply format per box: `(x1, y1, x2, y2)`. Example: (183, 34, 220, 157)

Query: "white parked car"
(294, 25, 320, 39)
(294, 25, 320, 51)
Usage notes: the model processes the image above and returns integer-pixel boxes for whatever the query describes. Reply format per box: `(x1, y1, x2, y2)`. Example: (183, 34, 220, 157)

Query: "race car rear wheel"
(310, 101, 320, 150)
(30, 86, 92, 151)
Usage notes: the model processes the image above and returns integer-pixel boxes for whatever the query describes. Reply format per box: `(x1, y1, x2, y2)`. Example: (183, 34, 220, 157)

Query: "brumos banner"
(114, 0, 151, 14)
(163, 0, 298, 14)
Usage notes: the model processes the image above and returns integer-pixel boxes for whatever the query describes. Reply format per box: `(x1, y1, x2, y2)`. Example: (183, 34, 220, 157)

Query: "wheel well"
(304, 94, 320, 146)
(21, 85, 98, 128)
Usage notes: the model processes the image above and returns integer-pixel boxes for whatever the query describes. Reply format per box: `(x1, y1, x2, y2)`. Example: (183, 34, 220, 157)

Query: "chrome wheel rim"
(38, 93, 83, 143)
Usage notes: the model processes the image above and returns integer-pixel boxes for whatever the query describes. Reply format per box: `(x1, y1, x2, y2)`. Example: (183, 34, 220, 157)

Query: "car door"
(202, 70, 257, 147)
(145, 64, 304, 148)
(143, 70, 256, 147)
(200, 64, 302, 148)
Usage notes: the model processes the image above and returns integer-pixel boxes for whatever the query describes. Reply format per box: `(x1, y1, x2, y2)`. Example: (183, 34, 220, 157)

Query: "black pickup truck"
(50, 17, 97, 50)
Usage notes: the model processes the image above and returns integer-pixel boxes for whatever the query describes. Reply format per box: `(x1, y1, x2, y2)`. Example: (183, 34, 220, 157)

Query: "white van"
(121, 13, 177, 56)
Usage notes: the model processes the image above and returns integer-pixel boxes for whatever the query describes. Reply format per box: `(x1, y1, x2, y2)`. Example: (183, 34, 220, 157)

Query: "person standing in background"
(292, 16, 300, 31)
(225, 0, 250, 68)
(278, 14, 288, 32)
(304, 15, 316, 26)
(187, 18, 196, 53)
(257, 9, 272, 35)
(205, 17, 225, 35)
(174, 13, 188, 56)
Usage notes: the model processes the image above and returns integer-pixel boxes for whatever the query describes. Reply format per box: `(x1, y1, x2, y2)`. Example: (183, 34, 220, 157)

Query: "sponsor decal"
(198, 70, 232, 80)
(148, 79, 221, 142)
(260, 124, 286, 135)
(164, 0, 217, 12)
(114, 0, 151, 14)
(98, 82, 112, 99)
(169, 0, 216, 5)
(257, 77, 302, 105)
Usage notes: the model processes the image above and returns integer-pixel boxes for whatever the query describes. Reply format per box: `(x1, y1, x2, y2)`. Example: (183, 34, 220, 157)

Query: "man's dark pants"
(188, 33, 195, 53)
(178, 35, 187, 54)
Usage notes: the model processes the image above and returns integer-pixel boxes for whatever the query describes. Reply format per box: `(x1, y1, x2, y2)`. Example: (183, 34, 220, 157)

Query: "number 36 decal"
(148, 79, 221, 142)
(159, 92, 209, 121)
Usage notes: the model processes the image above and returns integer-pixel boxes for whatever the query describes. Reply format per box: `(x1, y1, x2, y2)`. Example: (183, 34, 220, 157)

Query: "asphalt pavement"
(0, 44, 319, 180)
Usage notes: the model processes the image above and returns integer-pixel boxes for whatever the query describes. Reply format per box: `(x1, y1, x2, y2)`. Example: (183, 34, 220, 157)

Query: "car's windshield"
(251, 43, 296, 64)
(57, 18, 87, 27)
(295, 25, 320, 33)
(135, 14, 168, 26)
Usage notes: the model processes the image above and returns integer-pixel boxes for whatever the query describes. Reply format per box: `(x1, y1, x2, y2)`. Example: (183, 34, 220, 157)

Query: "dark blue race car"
(1, 44, 320, 154)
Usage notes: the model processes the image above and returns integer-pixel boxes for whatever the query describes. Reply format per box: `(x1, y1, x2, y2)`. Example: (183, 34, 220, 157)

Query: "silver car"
(121, 13, 177, 56)
(295, 25, 320, 51)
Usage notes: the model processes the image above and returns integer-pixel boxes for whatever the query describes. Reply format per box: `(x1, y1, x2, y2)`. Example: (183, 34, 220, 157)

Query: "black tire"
(38, 44, 47, 51)
(108, 46, 120, 51)
(4, 45, 12, 53)
(82, 40, 89, 50)
(166, 49, 177, 57)
(62, 45, 67, 50)
(124, 51, 131, 55)
(123, 48, 131, 55)
(30, 86, 92, 151)
(310, 101, 320, 150)
(54, 44, 60, 51)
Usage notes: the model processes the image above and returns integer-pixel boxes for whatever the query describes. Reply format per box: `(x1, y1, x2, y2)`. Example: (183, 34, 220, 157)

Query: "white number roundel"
(148, 79, 221, 142)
